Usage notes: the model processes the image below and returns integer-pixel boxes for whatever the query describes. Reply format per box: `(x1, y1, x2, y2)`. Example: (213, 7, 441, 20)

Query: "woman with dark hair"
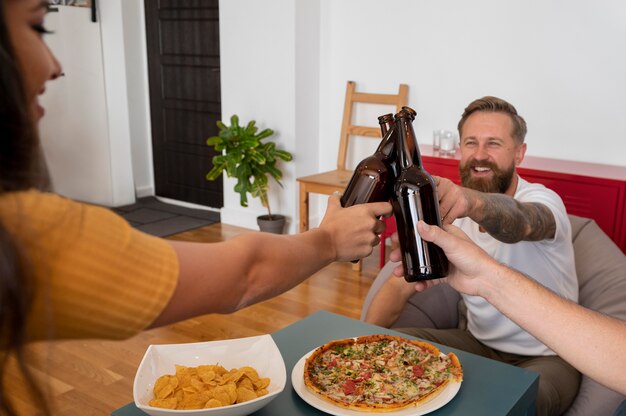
(0, 0, 54, 413)
(0, 1, 392, 414)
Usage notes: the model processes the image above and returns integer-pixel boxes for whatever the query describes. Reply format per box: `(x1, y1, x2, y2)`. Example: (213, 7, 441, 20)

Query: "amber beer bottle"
(340, 114, 397, 207)
(392, 107, 449, 281)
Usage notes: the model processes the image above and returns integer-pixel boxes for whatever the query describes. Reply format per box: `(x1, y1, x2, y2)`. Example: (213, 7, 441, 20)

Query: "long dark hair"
(0, 1, 50, 414)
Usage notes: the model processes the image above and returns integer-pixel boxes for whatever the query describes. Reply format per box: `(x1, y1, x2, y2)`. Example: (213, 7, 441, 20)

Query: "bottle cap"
(377, 113, 394, 123)
(401, 106, 417, 117)
(396, 106, 417, 120)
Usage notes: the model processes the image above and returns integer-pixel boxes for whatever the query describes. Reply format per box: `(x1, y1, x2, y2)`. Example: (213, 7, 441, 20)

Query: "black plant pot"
(257, 214, 286, 234)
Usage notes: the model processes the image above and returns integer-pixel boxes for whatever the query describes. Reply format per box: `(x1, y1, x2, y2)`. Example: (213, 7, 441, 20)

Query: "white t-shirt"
(454, 176, 578, 356)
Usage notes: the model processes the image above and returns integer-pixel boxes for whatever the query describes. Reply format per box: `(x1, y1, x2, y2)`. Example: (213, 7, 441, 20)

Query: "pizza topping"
(342, 380, 357, 395)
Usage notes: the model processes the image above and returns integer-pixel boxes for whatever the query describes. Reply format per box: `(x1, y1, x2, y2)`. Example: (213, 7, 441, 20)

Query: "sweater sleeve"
(0, 191, 179, 341)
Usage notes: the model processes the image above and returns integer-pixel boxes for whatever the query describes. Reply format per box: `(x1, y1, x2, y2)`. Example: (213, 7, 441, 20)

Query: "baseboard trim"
(221, 206, 295, 234)
(135, 185, 154, 198)
(155, 196, 221, 212)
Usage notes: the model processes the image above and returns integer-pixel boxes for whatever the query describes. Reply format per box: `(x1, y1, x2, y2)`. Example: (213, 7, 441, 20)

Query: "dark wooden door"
(145, 0, 223, 208)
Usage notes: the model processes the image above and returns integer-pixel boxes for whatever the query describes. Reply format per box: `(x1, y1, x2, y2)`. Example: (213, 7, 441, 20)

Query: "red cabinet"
(414, 144, 626, 254)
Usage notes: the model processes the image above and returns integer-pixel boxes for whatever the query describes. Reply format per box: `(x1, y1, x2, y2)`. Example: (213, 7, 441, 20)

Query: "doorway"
(144, 0, 223, 208)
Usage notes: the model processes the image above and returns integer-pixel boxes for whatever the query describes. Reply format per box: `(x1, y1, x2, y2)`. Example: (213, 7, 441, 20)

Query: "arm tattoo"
(475, 194, 557, 243)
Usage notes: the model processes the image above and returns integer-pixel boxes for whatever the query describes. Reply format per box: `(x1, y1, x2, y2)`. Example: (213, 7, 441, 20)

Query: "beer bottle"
(392, 107, 449, 281)
(340, 114, 397, 207)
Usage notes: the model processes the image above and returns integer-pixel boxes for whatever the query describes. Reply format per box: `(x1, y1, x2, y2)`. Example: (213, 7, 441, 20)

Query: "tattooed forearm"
(522, 203, 557, 241)
(471, 194, 556, 243)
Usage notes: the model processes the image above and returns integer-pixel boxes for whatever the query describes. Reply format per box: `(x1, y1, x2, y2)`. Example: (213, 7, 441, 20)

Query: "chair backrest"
(336, 81, 409, 171)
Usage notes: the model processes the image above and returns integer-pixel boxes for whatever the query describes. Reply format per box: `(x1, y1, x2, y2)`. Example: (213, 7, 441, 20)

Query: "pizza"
(303, 334, 462, 412)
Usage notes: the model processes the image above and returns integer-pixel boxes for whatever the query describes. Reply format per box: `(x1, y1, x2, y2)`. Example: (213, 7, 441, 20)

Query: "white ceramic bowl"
(133, 334, 286, 416)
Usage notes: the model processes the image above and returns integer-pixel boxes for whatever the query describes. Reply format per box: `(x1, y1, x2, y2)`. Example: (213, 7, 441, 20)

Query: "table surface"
(113, 310, 538, 416)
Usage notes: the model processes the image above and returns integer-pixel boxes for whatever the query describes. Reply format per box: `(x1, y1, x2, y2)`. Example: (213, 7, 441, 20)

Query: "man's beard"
(459, 160, 515, 194)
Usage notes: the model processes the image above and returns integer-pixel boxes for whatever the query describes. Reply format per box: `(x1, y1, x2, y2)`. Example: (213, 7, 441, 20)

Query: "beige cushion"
(564, 216, 626, 416)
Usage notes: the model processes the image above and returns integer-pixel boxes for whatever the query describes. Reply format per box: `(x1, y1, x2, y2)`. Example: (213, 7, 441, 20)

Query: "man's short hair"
(457, 96, 527, 144)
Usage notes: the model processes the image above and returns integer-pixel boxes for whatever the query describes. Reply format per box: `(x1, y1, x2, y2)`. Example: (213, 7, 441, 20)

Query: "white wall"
(219, 0, 302, 232)
(203, 0, 626, 231)
(294, 0, 322, 200)
(317, 0, 626, 170)
(46, 1, 625, 228)
(99, 0, 135, 206)
(121, 0, 154, 198)
(300, 0, 626, 227)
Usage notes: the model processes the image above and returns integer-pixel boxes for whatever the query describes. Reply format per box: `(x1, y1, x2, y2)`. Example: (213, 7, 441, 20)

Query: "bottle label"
(342, 172, 379, 206)
(405, 190, 432, 269)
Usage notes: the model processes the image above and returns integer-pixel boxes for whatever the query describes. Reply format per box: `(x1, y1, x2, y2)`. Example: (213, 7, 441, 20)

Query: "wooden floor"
(9, 223, 385, 415)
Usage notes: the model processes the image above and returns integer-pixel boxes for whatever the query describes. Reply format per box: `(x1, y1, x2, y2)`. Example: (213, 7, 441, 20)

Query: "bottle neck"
(395, 114, 422, 170)
(378, 117, 394, 137)
(376, 123, 397, 157)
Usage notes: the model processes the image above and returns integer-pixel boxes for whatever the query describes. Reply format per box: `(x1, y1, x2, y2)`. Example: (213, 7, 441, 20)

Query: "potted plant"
(206, 115, 293, 234)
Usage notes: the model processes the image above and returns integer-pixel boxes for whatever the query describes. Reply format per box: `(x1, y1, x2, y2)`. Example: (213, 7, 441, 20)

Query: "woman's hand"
(319, 195, 392, 262)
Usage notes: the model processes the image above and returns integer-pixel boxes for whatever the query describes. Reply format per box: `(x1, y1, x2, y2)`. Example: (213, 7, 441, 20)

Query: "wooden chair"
(297, 81, 408, 270)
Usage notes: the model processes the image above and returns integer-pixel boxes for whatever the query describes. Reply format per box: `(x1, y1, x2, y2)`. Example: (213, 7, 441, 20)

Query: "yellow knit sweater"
(0, 190, 178, 341)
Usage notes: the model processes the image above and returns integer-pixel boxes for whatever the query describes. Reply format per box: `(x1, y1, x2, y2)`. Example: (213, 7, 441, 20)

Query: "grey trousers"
(397, 327, 581, 416)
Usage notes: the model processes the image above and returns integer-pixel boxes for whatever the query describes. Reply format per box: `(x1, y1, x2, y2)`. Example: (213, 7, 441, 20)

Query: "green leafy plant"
(206, 115, 293, 219)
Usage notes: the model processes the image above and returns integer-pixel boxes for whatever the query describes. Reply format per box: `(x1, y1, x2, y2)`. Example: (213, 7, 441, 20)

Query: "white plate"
(291, 348, 461, 416)
(133, 334, 286, 416)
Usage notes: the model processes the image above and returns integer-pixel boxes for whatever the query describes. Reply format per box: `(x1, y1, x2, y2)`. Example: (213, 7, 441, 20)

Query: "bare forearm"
(151, 230, 335, 327)
(232, 229, 336, 309)
(364, 277, 416, 328)
(469, 191, 556, 243)
(149, 197, 391, 328)
(484, 265, 626, 394)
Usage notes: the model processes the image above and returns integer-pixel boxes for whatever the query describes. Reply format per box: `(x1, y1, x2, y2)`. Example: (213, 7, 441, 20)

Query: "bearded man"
(365, 97, 580, 416)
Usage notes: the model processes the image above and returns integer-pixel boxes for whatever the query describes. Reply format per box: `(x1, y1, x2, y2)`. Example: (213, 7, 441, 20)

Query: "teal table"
(113, 310, 538, 415)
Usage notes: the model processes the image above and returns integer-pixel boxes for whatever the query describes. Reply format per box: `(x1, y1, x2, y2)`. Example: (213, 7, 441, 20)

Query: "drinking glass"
(439, 130, 457, 155)
(432, 130, 441, 151)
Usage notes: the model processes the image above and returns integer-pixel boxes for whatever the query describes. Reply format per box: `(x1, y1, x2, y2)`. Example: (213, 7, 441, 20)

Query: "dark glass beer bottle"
(340, 114, 397, 207)
(392, 107, 449, 281)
